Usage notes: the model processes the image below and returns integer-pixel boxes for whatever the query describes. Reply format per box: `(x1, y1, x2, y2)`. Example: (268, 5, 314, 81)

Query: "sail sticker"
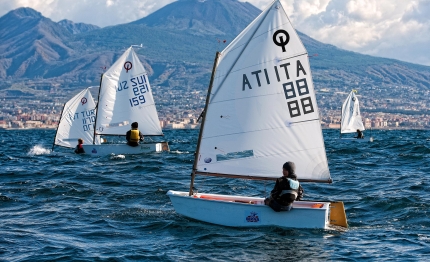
(273, 30, 290, 52)
(81, 97, 87, 105)
(245, 211, 261, 223)
(216, 150, 254, 162)
(124, 61, 132, 73)
(204, 158, 212, 163)
(105, 121, 129, 128)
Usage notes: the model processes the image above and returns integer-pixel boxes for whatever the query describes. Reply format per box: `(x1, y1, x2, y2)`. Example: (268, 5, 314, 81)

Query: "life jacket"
(75, 144, 85, 154)
(129, 129, 140, 143)
(130, 129, 140, 143)
(276, 177, 300, 205)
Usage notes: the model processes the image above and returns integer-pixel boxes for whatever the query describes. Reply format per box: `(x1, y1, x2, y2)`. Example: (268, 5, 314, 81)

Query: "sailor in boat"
(74, 138, 85, 154)
(354, 129, 364, 139)
(264, 162, 304, 212)
(126, 122, 144, 147)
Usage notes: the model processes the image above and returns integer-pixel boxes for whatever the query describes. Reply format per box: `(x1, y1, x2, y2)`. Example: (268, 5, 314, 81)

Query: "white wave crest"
(28, 145, 51, 156)
(171, 150, 189, 154)
(110, 154, 125, 159)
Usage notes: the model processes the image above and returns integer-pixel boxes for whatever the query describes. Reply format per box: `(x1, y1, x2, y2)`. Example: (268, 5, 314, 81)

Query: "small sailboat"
(52, 86, 101, 151)
(84, 47, 169, 155)
(339, 90, 373, 142)
(167, 0, 347, 229)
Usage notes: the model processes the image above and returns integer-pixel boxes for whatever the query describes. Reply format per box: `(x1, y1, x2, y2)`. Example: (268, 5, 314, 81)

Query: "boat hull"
(167, 190, 331, 229)
(82, 142, 169, 156)
(338, 136, 373, 142)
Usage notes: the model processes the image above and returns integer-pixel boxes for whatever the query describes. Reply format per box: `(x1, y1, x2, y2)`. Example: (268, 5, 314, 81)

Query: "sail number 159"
(129, 86, 147, 107)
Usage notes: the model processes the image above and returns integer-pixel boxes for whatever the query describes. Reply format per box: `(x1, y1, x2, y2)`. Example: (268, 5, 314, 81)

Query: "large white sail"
(95, 47, 162, 136)
(54, 87, 100, 148)
(340, 90, 365, 134)
(195, 0, 330, 182)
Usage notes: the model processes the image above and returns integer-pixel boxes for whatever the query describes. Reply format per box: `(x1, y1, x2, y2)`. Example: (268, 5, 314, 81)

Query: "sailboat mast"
(51, 102, 66, 152)
(92, 73, 103, 144)
(339, 105, 342, 138)
(189, 52, 221, 196)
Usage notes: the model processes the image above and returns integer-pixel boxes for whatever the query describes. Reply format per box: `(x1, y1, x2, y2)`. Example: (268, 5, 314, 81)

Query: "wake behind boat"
(338, 90, 373, 142)
(167, 0, 347, 229)
(84, 46, 169, 156)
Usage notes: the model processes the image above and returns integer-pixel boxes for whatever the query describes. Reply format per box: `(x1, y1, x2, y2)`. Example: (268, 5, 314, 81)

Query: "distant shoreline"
(0, 127, 428, 131)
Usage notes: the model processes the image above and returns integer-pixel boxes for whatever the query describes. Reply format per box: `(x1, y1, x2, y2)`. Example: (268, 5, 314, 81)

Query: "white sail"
(340, 90, 365, 134)
(195, 0, 330, 182)
(95, 47, 162, 136)
(54, 87, 100, 148)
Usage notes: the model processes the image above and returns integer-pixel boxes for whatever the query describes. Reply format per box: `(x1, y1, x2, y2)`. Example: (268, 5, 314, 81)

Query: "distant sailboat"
(167, 0, 347, 229)
(52, 86, 101, 151)
(339, 90, 373, 142)
(83, 47, 169, 155)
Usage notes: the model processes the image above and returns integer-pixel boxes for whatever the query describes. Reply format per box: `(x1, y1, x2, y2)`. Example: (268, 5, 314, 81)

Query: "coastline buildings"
(1, 84, 430, 130)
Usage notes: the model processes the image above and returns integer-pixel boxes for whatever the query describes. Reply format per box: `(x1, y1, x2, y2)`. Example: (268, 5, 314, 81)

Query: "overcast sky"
(1, 0, 430, 66)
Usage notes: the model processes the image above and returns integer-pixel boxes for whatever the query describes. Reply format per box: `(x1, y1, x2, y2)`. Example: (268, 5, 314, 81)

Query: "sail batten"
(95, 47, 162, 136)
(195, 0, 330, 182)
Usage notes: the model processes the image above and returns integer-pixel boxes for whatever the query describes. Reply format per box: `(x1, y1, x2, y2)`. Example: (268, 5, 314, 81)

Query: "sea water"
(0, 129, 429, 261)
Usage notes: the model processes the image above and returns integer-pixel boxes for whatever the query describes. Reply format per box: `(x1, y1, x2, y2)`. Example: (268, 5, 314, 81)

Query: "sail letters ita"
(241, 58, 314, 119)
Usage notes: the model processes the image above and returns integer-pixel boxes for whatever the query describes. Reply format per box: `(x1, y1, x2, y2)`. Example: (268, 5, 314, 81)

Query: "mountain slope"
(132, 0, 260, 36)
(0, 0, 429, 93)
(0, 7, 74, 78)
(58, 19, 100, 34)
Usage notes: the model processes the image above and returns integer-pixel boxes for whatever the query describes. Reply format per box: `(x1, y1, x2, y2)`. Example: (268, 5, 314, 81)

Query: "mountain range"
(0, 0, 429, 97)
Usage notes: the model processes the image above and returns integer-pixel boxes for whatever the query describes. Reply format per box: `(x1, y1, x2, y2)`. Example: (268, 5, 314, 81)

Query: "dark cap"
(131, 122, 138, 128)
(282, 161, 296, 175)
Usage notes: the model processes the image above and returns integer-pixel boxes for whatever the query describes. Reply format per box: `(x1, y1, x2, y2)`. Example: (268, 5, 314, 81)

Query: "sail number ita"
(115, 74, 150, 107)
(242, 59, 315, 118)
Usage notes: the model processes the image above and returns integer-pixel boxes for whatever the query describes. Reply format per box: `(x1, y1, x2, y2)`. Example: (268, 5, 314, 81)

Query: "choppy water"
(1, 129, 429, 261)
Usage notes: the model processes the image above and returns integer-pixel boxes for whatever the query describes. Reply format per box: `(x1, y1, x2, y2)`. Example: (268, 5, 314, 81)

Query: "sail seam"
(201, 118, 320, 139)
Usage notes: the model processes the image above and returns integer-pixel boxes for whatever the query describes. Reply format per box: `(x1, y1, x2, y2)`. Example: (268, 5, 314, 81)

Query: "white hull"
(338, 137, 373, 143)
(82, 142, 169, 156)
(167, 190, 333, 229)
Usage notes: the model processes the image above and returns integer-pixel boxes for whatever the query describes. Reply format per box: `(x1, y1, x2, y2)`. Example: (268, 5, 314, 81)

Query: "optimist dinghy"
(52, 86, 101, 151)
(84, 47, 169, 155)
(167, 0, 347, 229)
(339, 90, 373, 142)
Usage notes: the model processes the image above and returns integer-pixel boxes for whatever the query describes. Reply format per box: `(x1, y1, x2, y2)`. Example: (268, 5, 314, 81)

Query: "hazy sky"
(1, 0, 430, 66)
